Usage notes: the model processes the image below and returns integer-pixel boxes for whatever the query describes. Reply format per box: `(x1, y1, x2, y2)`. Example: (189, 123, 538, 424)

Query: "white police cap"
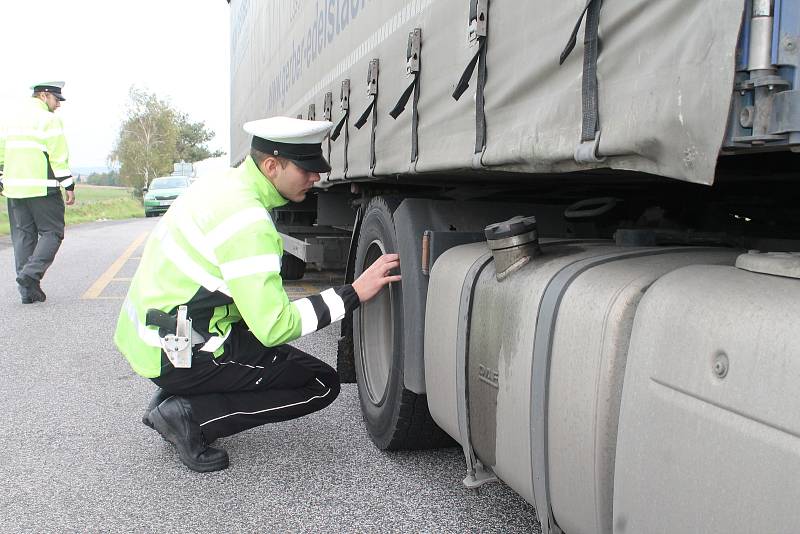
(244, 117, 334, 173)
(31, 81, 66, 101)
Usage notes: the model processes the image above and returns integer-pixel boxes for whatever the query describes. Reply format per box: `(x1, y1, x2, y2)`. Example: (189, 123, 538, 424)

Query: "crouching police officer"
(114, 117, 400, 472)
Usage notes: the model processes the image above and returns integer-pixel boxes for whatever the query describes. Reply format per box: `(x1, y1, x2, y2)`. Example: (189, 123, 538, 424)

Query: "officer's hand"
(352, 253, 402, 303)
(65, 190, 75, 205)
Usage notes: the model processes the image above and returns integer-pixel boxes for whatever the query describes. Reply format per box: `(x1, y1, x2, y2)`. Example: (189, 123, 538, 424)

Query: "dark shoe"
(17, 275, 46, 303)
(33, 281, 46, 302)
(148, 396, 229, 473)
(17, 279, 34, 304)
(142, 388, 172, 429)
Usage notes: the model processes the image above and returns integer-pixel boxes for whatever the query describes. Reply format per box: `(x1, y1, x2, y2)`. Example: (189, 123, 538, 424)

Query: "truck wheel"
(354, 197, 452, 450)
(336, 313, 356, 383)
(281, 253, 306, 280)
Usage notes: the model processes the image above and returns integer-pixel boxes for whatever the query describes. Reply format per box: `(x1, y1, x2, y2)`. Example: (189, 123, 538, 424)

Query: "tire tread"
(281, 253, 306, 280)
(383, 390, 454, 450)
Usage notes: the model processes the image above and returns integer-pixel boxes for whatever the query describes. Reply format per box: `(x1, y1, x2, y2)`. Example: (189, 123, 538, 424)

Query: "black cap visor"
(33, 85, 65, 101)
(251, 137, 330, 173)
(289, 155, 331, 173)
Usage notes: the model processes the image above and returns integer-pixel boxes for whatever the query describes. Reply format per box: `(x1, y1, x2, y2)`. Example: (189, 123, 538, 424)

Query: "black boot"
(17, 275, 46, 303)
(148, 396, 229, 473)
(19, 286, 33, 304)
(142, 388, 172, 429)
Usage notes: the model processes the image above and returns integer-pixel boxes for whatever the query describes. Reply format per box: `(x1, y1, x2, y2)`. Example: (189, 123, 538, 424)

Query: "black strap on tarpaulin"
(389, 77, 421, 163)
(369, 95, 377, 171)
(452, 37, 488, 154)
(330, 111, 348, 141)
(354, 99, 375, 130)
(389, 28, 423, 163)
(324, 92, 333, 176)
(560, 0, 604, 146)
(354, 97, 378, 171)
(473, 37, 488, 154)
(331, 80, 351, 175)
(329, 109, 349, 177)
(452, 0, 488, 156)
(389, 79, 416, 120)
(354, 60, 379, 171)
(411, 72, 421, 162)
(452, 42, 483, 102)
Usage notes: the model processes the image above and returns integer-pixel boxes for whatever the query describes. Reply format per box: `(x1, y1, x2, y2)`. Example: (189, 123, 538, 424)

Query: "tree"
(176, 112, 225, 163)
(111, 88, 178, 193)
(110, 87, 224, 195)
(85, 170, 120, 186)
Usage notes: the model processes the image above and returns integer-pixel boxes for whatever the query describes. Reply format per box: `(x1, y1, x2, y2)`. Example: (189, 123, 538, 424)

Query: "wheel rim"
(359, 239, 394, 405)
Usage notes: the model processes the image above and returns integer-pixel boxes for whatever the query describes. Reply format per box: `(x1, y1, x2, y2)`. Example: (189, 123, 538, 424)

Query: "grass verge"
(0, 184, 143, 236)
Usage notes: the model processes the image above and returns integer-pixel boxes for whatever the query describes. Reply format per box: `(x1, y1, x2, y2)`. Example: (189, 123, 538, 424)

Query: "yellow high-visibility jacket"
(0, 98, 74, 198)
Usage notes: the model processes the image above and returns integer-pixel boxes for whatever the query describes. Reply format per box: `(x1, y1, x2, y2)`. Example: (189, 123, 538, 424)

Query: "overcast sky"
(0, 1, 231, 171)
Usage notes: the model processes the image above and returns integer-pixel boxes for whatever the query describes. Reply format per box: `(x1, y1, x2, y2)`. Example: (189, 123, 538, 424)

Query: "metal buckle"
(340, 79, 350, 111)
(324, 92, 333, 121)
(406, 29, 421, 76)
(468, 0, 488, 43)
(367, 59, 379, 96)
(574, 131, 606, 164)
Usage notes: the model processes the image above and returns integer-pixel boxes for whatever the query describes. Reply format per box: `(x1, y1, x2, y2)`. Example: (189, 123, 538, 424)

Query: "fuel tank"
(424, 239, 742, 533)
(613, 258, 800, 533)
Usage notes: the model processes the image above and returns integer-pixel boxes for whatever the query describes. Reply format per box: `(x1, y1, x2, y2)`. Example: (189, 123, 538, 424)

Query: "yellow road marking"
(82, 232, 148, 300)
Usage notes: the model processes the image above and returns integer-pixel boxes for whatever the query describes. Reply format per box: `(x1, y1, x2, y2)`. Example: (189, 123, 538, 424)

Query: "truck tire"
(336, 312, 356, 383)
(353, 196, 453, 450)
(281, 253, 306, 280)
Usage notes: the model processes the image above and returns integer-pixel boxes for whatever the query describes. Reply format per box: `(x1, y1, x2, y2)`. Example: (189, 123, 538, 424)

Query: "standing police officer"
(0, 81, 76, 304)
(114, 116, 401, 472)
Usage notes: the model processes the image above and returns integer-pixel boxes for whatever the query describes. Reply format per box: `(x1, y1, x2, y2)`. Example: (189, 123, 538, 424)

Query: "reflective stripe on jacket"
(0, 98, 73, 198)
(114, 156, 360, 378)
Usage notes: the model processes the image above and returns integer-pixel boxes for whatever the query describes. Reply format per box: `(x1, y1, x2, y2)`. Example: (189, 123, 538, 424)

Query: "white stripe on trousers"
(211, 358, 268, 369)
(198, 378, 331, 427)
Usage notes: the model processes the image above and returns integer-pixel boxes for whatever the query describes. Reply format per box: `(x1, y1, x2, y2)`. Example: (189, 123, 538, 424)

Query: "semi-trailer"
(227, 1, 800, 532)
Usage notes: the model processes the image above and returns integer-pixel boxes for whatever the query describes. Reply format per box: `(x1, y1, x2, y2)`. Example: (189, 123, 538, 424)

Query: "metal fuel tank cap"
(484, 215, 541, 280)
(484, 215, 538, 242)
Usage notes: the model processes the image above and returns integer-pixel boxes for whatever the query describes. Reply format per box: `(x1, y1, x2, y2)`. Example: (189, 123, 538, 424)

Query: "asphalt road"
(0, 217, 540, 533)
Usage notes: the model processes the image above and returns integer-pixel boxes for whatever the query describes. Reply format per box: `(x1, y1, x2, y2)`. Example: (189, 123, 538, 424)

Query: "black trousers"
(152, 324, 340, 442)
(7, 193, 65, 283)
